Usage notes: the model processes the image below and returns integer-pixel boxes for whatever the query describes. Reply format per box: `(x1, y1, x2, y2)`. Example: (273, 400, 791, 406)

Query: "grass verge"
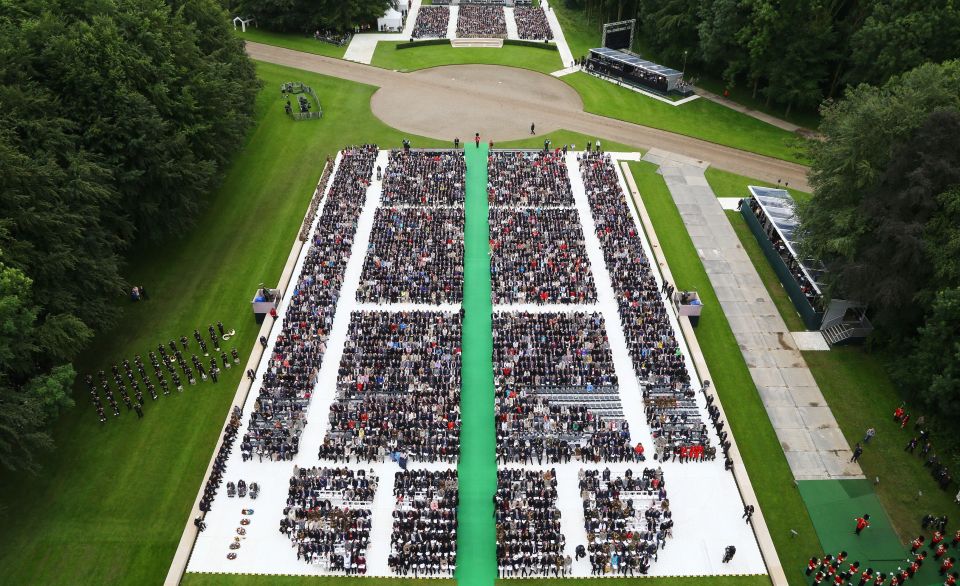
(565, 74, 808, 164)
(371, 41, 563, 74)
(236, 28, 348, 59)
(804, 348, 960, 544)
(706, 167, 811, 204)
(627, 160, 819, 586)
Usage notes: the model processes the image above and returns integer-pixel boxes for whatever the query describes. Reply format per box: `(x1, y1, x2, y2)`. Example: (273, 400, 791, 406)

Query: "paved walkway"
(245, 43, 811, 190)
(342, 0, 422, 64)
(541, 0, 574, 67)
(642, 148, 860, 481)
(694, 86, 814, 135)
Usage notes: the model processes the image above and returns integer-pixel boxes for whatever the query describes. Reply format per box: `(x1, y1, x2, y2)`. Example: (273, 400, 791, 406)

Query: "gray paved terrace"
(642, 148, 862, 481)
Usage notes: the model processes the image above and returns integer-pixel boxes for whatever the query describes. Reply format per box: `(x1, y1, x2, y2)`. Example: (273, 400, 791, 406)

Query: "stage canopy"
(589, 47, 683, 87)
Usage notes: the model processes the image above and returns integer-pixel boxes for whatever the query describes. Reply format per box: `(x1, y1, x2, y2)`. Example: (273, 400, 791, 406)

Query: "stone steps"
(451, 38, 504, 48)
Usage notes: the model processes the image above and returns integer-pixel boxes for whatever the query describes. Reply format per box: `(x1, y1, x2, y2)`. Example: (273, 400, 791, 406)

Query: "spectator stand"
(741, 186, 872, 343)
(281, 82, 323, 121)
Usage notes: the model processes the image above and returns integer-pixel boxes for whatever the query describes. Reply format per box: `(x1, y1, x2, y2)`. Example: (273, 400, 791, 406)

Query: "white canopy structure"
(377, 8, 403, 32)
(232, 16, 256, 32)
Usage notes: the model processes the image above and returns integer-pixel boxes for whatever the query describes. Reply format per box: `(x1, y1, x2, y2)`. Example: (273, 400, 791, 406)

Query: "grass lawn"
(804, 348, 960, 543)
(627, 160, 819, 586)
(371, 41, 563, 74)
(706, 167, 811, 204)
(725, 211, 807, 332)
(0, 60, 454, 586)
(548, 1, 601, 60)
(566, 74, 808, 164)
(235, 28, 348, 59)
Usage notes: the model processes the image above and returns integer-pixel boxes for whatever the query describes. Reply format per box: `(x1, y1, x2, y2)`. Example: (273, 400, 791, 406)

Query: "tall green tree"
(234, 0, 391, 33)
(896, 287, 960, 419)
(0, 264, 84, 473)
(0, 0, 258, 471)
(800, 61, 960, 336)
(847, 0, 960, 87)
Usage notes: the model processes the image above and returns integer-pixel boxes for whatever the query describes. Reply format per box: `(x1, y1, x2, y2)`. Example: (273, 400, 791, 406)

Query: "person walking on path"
(864, 427, 876, 444)
(530, 122, 535, 135)
(475, 132, 480, 148)
(722, 545, 736, 563)
(851, 443, 864, 463)
(855, 514, 871, 535)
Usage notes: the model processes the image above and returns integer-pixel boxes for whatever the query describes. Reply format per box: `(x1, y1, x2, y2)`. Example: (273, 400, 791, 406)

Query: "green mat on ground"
(799, 480, 945, 584)
(456, 142, 497, 586)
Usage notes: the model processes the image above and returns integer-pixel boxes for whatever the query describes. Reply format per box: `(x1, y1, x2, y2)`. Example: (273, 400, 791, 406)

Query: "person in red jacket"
(858, 568, 873, 586)
(945, 571, 958, 586)
(912, 536, 926, 552)
(873, 572, 886, 585)
(856, 514, 871, 535)
(941, 557, 956, 576)
(807, 557, 820, 576)
(938, 543, 950, 559)
(934, 531, 945, 546)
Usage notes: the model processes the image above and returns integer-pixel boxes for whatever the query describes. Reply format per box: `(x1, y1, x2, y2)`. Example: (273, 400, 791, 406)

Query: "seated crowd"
(579, 152, 710, 455)
(514, 7, 553, 41)
(381, 150, 465, 206)
(493, 311, 639, 463)
(357, 207, 464, 304)
(246, 145, 378, 461)
(488, 150, 573, 207)
(389, 469, 459, 576)
(456, 5, 507, 38)
(411, 6, 449, 38)
(581, 467, 670, 575)
(280, 467, 376, 573)
(747, 197, 823, 311)
(496, 468, 569, 577)
(320, 310, 461, 463)
(490, 208, 597, 304)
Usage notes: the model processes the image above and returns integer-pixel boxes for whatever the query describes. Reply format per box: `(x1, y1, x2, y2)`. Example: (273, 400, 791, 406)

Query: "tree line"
(801, 60, 960, 424)
(230, 0, 392, 34)
(568, 0, 960, 117)
(0, 0, 259, 472)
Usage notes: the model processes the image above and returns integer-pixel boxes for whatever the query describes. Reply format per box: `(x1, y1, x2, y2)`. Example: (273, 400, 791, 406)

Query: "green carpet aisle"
(456, 141, 497, 586)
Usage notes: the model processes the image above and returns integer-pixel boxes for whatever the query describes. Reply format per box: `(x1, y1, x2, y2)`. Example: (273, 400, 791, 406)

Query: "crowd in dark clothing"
(457, 5, 507, 38)
(412, 6, 449, 38)
(279, 466, 374, 573)
(496, 468, 570, 577)
(381, 150, 464, 206)
(357, 207, 464, 304)
(579, 152, 711, 455)
(246, 146, 378, 461)
(320, 310, 461, 464)
(84, 325, 237, 422)
(493, 311, 639, 463)
(490, 208, 597, 304)
(514, 7, 553, 40)
(200, 406, 243, 513)
(581, 467, 669, 575)
(896, 406, 955, 491)
(747, 197, 823, 311)
(389, 469, 459, 576)
(488, 150, 573, 206)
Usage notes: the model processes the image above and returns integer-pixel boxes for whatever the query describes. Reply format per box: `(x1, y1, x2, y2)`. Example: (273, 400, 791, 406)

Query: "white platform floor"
(185, 149, 767, 580)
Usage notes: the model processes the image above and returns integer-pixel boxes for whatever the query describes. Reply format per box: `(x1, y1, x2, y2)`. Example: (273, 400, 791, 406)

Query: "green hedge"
(396, 39, 451, 49)
(503, 39, 557, 50)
